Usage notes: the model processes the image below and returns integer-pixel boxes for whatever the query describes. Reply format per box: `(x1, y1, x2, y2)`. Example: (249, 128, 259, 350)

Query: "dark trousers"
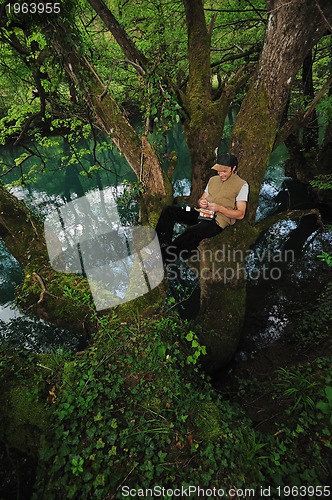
(155, 205, 223, 262)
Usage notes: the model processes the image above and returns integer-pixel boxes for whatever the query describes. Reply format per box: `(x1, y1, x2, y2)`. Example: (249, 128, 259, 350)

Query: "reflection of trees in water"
(243, 226, 332, 351)
(0, 241, 24, 305)
(0, 317, 81, 353)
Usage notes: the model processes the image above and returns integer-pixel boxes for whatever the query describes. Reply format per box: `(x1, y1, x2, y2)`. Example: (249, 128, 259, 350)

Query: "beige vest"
(206, 174, 247, 228)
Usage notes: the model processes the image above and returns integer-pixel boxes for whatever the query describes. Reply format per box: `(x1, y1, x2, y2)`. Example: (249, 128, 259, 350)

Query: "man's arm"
(206, 200, 247, 220)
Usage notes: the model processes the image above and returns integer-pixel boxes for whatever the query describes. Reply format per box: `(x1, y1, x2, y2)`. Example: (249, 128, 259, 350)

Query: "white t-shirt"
(205, 182, 249, 201)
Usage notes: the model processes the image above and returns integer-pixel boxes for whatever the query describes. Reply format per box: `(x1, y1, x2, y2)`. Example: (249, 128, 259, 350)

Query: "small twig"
(32, 272, 46, 305)
(116, 462, 139, 492)
(0, 153, 34, 178)
(36, 363, 53, 371)
(26, 272, 59, 310)
(99, 59, 145, 99)
(315, 0, 332, 33)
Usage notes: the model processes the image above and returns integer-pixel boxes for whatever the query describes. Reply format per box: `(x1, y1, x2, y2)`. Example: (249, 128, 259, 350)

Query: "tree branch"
(274, 74, 332, 149)
(211, 44, 260, 68)
(213, 63, 255, 102)
(315, 0, 332, 33)
(255, 208, 323, 233)
(14, 67, 47, 145)
(86, 0, 186, 116)
(99, 58, 145, 100)
(86, 0, 148, 74)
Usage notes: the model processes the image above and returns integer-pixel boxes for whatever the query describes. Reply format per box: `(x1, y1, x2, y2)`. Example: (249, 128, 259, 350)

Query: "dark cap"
(216, 152, 238, 167)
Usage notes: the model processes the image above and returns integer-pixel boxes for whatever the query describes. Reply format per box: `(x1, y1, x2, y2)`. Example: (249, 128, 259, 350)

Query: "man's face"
(216, 165, 234, 181)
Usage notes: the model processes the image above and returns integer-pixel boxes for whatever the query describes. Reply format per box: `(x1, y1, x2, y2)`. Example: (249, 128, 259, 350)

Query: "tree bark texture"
(183, 0, 216, 200)
(230, 0, 332, 223)
(193, 222, 260, 372)
(0, 187, 45, 267)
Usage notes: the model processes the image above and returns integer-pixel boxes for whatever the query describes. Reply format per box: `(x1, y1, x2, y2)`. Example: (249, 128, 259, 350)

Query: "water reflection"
(244, 224, 332, 349)
(0, 239, 82, 352)
(0, 302, 21, 323)
(0, 313, 81, 353)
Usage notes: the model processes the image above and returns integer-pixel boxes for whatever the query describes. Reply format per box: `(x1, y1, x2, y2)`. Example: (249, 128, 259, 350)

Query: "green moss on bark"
(191, 222, 260, 372)
(0, 353, 48, 455)
(230, 87, 279, 222)
(17, 267, 94, 331)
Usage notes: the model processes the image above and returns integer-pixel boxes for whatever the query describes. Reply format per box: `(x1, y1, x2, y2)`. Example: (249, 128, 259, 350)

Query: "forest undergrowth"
(0, 289, 331, 499)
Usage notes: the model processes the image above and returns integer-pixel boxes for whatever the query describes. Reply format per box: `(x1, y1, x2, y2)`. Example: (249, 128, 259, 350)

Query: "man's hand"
(198, 198, 208, 208)
(207, 202, 219, 212)
(209, 201, 247, 220)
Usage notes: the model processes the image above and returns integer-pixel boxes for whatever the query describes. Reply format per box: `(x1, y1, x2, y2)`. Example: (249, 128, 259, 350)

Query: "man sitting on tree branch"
(156, 152, 249, 264)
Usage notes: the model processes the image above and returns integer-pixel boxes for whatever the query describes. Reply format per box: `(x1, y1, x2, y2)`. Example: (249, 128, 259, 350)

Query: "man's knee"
(161, 204, 185, 222)
(156, 205, 172, 226)
(160, 205, 174, 217)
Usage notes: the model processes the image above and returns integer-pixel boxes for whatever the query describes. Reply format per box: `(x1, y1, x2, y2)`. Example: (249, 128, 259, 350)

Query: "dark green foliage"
(0, 350, 48, 454)
(32, 313, 249, 497)
(310, 175, 332, 191)
(222, 356, 332, 490)
(317, 386, 332, 425)
(288, 282, 332, 350)
(0, 0, 332, 496)
(271, 358, 332, 483)
(1, 311, 331, 497)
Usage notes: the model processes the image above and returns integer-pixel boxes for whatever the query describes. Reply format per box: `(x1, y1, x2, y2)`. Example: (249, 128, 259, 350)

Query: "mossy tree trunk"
(85, 0, 148, 73)
(230, 0, 332, 223)
(182, 0, 252, 202)
(194, 223, 260, 372)
(194, 0, 332, 371)
(182, 0, 226, 202)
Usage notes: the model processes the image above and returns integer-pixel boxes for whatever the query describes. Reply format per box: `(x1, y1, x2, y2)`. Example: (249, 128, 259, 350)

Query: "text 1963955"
(6, 2, 61, 15)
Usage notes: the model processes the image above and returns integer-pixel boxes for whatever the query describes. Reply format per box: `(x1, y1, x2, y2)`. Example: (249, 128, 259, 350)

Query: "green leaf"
(316, 401, 329, 413)
(94, 411, 103, 422)
(110, 418, 118, 429)
(325, 386, 332, 403)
